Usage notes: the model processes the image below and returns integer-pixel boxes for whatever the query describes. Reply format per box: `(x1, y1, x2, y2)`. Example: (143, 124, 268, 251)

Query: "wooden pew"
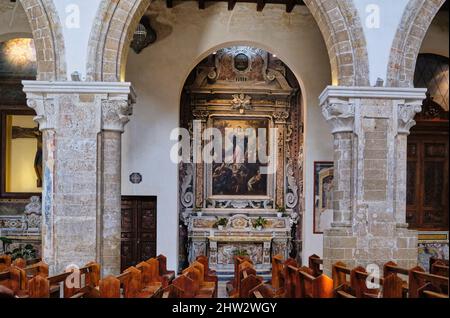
(271, 254, 284, 290)
(195, 255, 218, 296)
(122, 266, 160, 298)
(154, 284, 183, 298)
(297, 267, 333, 298)
(239, 270, 263, 298)
(281, 258, 299, 297)
(249, 283, 277, 298)
(409, 267, 449, 298)
(99, 275, 121, 298)
(227, 256, 251, 296)
(0, 266, 28, 297)
(430, 260, 449, 278)
(182, 263, 216, 298)
(0, 255, 12, 272)
(332, 261, 352, 292)
(308, 254, 323, 277)
(157, 254, 176, 282)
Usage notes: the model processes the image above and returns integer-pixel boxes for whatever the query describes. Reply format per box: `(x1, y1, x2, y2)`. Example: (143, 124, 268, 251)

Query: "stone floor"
(218, 282, 228, 298)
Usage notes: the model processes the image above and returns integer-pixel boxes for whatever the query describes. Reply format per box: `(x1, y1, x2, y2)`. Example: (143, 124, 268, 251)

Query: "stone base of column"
(323, 224, 418, 276)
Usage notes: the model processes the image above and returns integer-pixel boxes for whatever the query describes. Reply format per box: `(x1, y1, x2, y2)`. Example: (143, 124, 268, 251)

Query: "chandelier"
(130, 16, 157, 54)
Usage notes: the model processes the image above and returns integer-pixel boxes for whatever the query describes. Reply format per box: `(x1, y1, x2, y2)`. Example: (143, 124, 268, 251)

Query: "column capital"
(22, 81, 136, 133)
(101, 98, 133, 132)
(319, 86, 427, 134)
(320, 97, 355, 134)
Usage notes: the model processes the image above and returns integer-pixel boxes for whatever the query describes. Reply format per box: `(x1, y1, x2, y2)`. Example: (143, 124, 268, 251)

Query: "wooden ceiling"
(165, 0, 306, 13)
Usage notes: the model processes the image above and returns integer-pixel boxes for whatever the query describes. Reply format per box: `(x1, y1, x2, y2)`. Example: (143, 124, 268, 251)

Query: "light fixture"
(4, 38, 36, 67)
(130, 16, 157, 54)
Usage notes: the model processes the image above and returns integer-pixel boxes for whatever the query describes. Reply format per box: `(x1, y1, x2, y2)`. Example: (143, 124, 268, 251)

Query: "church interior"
(0, 0, 448, 299)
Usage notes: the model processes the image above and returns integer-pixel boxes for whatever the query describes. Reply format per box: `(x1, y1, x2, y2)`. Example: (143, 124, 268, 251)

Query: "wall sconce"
(130, 16, 157, 54)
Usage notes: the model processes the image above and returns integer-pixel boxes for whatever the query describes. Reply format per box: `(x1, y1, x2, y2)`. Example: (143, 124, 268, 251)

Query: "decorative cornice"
(319, 86, 427, 105)
(22, 81, 136, 102)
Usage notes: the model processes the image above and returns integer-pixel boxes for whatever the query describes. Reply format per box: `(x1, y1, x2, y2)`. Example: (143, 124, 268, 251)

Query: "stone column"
(319, 86, 426, 275)
(22, 81, 135, 275)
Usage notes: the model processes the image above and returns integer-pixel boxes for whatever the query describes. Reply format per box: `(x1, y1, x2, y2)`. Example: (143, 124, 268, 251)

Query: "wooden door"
(120, 196, 157, 272)
(407, 129, 449, 230)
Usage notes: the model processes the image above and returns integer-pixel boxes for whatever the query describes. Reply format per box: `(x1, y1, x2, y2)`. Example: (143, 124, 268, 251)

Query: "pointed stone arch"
(19, 0, 66, 80)
(386, 0, 446, 87)
(304, 0, 370, 86)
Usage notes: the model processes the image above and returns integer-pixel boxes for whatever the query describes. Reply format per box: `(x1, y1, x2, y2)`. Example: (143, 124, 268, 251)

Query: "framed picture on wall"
(313, 161, 334, 234)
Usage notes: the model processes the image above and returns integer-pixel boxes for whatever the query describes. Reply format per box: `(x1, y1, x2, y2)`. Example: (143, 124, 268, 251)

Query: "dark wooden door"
(120, 196, 157, 272)
(407, 129, 449, 230)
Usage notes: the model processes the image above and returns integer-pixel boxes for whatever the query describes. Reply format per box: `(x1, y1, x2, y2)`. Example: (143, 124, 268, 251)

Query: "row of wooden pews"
(332, 260, 449, 298)
(0, 254, 175, 298)
(155, 255, 218, 298)
(226, 254, 449, 299)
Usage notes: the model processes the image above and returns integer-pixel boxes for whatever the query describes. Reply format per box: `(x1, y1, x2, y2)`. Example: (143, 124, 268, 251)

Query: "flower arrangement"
(253, 216, 268, 230)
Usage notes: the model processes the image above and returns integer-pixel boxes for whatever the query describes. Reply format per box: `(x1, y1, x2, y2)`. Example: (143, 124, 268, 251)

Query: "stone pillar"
(22, 81, 135, 276)
(319, 86, 426, 276)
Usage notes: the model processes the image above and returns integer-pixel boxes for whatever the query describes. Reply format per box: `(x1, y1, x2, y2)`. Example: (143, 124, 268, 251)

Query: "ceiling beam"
(228, 0, 237, 11)
(199, 0, 206, 9)
(286, 0, 296, 13)
(256, 0, 265, 12)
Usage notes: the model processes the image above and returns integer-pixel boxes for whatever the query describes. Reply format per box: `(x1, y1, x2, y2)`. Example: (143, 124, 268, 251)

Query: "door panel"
(407, 132, 449, 230)
(120, 196, 157, 272)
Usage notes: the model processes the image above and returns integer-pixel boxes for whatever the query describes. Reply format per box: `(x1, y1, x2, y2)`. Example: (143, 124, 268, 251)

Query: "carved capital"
(192, 110, 210, 121)
(397, 100, 422, 135)
(273, 110, 290, 123)
(321, 98, 355, 134)
(26, 97, 57, 131)
(101, 99, 133, 132)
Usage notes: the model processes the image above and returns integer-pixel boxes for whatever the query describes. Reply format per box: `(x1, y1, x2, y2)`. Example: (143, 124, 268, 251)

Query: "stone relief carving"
(273, 110, 290, 123)
(231, 93, 252, 114)
(180, 163, 194, 209)
(101, 99, 133, 132)
(206, 199, 273, 209)
(285, 161, 298, 209)
(321, 98, 355, 134)
(397, 101, 423, 134)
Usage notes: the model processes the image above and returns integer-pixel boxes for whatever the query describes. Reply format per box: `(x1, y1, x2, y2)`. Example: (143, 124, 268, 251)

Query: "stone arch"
(86, 0, 151, 82)
(19, 0, 66, 81)
(386, 0, 446, 87)
(87, 0, 368, 86)
(304, 0, 370, 86)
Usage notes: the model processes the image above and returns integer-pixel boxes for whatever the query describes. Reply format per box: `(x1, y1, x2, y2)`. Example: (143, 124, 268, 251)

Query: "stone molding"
(22, 81, 136, 133)
(319, 86, 427, 135)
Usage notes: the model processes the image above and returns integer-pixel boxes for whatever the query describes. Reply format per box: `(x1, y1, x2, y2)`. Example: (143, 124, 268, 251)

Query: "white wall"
(52, 0, 103, 80)
(354, 0, 410, 86)
(420, 11, 449, 57)
(123, 1, 333, 271)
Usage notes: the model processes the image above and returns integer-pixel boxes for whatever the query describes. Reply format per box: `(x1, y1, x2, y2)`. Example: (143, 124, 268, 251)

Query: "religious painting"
(211, 118, 269, 197)
(313, 162, 334, 234)
(418, 232, 449, 271)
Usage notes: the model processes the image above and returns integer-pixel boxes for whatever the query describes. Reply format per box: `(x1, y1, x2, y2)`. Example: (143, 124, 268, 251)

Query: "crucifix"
(12, 126, 42, 188)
